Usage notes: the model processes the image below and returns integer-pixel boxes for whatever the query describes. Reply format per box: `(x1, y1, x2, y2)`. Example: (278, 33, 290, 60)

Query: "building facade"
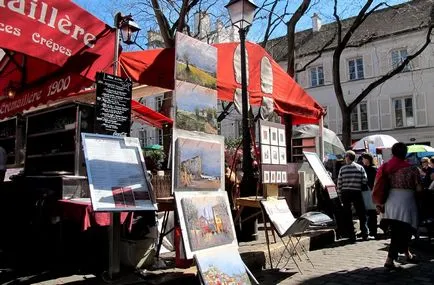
(266, 0, 434, 146)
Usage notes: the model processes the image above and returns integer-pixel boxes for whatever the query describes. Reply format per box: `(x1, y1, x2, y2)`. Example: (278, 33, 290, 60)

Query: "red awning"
(119, 42, 325, 125)
(131, 100, 173, 129)
(0, 0, 115, 120)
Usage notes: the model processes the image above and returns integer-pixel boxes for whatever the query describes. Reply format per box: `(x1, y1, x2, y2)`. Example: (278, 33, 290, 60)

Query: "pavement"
(1, 226, 434, 284)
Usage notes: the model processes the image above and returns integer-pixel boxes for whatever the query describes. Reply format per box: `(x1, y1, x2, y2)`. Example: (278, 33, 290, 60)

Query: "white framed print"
(263, 171, 270, 183)
(278, 129, 286, 146)
(276, 171, 282, 183)
(270, 127, 278, 145)
(270, 171, 276, 183)
(261, 145, 271, 164)
(279, 147, 287, 165)
(271, 146, 279, 165)
(281, 171, 287, 183)
(260, 125, 270, 145)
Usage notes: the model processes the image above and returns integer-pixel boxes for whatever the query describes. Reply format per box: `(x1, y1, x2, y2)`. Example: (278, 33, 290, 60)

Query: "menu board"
(95, 72, 132, 136)
(81, 133, 156, 212)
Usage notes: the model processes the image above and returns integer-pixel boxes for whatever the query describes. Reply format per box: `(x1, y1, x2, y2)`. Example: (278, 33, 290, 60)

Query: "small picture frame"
(281, 171, 287, 183)
(261, 145, 271, 164)
(263, 171, 270, 183)
(279, 147, 287, 165)
(271, 146, 279, 165)
(276, 171, 282, 183)
(278, 129, 286, 146)
(270, 127, 278, 145)
(270, 171, 276, 183)
(260, 125, 270, 145)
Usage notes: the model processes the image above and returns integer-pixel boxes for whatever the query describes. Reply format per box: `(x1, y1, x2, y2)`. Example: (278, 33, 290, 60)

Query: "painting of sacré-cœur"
(175, 137, 222, 190)
(180, 194, 235, 253)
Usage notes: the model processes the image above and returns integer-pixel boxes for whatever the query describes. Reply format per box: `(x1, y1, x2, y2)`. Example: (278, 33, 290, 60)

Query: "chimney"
(311, 13, 322, 32)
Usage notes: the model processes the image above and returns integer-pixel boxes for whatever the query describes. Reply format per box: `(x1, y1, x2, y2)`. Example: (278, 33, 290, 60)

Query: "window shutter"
(379, 51, 389, 74)
(410, 55, 420, 70)
(327, 105, 338, 134)
(379, 98, 392, 130)
(368, 98, 380, 131)
(336, 107, 342, 135)
(296, 71, 307, 88)
(323, 62, 332, 85)
(364, 54, 373, 78)
(415, 93, 428, 126)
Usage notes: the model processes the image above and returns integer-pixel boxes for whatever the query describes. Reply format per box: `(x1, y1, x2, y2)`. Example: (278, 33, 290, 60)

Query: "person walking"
(373, 142, 422, 270)
(361, 153, 378, 238)
(337, 150, 369, 242)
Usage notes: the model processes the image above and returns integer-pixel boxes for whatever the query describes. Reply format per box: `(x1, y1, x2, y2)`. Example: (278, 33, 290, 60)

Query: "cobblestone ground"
(255, 237, 434, 285)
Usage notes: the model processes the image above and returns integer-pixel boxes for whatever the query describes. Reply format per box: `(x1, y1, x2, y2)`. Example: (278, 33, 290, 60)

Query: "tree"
(331, 0, 434, 148)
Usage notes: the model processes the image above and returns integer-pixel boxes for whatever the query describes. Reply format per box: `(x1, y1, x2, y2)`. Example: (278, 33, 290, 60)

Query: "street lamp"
(226, 0, 258, 198)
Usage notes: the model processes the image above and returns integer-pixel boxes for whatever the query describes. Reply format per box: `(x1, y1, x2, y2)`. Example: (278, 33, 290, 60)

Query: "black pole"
(239, 28, 254, 197)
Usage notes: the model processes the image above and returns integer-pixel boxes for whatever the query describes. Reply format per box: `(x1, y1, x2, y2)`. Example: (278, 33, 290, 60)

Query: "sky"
(72, 0, 410, 47)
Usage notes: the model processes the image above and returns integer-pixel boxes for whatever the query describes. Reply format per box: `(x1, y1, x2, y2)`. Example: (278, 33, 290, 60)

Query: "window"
(139, 130, 147, 148)
(155, 96, 163, 111)
(391, 49, 410, 71)
(351, 102, 368, 132)
(157, 129, 163, 145)
(348, 58, 364, 80)
(393, 97, 414, 128)
(309, 66, 324, 87)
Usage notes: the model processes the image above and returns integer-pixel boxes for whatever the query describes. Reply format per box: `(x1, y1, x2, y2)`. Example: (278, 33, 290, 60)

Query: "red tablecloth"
(58, 199, 133, 231)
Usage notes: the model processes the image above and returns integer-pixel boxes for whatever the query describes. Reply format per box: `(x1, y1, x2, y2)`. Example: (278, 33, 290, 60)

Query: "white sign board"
(303, 151, 335, 187)
(81, 133, 156, 212)
(261, 199, 296, 236)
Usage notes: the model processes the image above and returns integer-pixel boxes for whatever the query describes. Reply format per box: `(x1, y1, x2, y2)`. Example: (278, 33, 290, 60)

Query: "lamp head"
(225, 0, 258, 30)
(119, 15, 141, 45)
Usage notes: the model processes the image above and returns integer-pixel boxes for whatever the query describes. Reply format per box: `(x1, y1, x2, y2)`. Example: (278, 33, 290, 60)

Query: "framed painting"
(271, 146, 279, 165)
(270, 127, 278, 145)
(279, 147, 287, 165)
(261, 145, 271, 164)
(278, 128, 286, 147)
(173, 130, 224, 191)
(276, 171, 282, 183)
(260, 125, 270, 145)
(263, 171, 270, 183)
(175, 191, 237, 259)
(195, 247, 251, 285)
(281, 171, 287, 183)
(270, 171, 276, 183)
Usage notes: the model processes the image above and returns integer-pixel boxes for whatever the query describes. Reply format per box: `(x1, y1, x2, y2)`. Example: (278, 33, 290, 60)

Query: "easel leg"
(156, 211, 170, 258)
(109, 212, 121, 279)
(261, 209, 273, 269)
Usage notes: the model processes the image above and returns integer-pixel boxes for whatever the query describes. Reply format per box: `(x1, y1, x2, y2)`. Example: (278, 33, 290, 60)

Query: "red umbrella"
(0, 0, 116, 120)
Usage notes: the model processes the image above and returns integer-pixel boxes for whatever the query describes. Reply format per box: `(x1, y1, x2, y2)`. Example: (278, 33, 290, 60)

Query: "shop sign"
(95, 72, 132, 136)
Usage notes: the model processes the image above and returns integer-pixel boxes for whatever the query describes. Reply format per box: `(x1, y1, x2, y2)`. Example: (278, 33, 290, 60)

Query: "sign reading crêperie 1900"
(95, 72, 132, 137)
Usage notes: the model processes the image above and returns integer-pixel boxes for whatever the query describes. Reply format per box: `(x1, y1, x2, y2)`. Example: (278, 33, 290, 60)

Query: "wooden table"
(235, 196, 277, 269)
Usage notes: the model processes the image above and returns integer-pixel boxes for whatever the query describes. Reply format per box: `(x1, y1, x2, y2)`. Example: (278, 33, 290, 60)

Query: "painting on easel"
(175, 191, 237, 258)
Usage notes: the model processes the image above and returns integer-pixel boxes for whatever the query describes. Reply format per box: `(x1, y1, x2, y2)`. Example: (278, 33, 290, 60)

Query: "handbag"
(372, 162, 391, 205)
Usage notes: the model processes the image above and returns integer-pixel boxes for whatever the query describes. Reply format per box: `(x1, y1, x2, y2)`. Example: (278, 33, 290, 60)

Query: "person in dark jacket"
(361, 153, 378, 238)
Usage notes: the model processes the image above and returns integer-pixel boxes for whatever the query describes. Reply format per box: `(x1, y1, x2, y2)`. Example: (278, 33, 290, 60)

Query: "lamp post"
(226, 0, 258, 197)
(108, 12, 140, 280)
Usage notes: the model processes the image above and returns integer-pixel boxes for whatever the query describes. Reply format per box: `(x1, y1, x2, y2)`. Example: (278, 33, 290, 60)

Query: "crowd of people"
(335, 143, 433, 270)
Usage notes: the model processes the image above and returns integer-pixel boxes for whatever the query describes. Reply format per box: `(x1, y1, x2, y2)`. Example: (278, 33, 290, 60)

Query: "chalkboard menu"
(95, 72, 132, 136)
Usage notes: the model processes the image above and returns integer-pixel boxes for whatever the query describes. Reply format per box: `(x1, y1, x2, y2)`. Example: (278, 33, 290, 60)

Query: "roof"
(266, 0, 434, 62)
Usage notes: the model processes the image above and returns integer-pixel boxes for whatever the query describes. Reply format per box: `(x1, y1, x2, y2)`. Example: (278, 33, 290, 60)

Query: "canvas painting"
(260, 125, 270, 145)
(261, 145, 271, 164)
(195, 247, 252, 285)
(270, 127, 278, 145)
(175, 33, 217, 90)
(276, 171, 282, 183)
(278, 128, 286, 147)
(279, 147, 287, 165)
(175, 81, 218, 134)
(263, 171, 270, 183)
(281, 171, 287, 183)
(175, 191, 237, 258)
(270, 171, 276, 183)
(271, 146, 279, 165)
(174, 135, 223, 190)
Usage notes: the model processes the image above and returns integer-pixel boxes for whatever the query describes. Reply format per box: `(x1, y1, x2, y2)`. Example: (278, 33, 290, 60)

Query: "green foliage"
(225, 137, 243, 149)
(144, 149, 166, 170)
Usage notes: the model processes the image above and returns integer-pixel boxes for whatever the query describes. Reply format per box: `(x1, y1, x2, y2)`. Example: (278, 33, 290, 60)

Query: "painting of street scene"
(175, 32, 217, 89)
(175, 136, 222, 190)
(180, 195, 235, 252)
(175, 81, 218, 134)
(195, 248, 251, 285)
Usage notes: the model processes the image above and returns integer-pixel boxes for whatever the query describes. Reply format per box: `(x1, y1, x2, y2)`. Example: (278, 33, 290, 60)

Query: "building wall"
(281, 29, 434, 146)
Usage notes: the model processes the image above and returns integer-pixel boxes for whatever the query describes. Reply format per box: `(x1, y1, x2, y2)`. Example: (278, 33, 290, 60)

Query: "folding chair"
(260, 200, 333, 273)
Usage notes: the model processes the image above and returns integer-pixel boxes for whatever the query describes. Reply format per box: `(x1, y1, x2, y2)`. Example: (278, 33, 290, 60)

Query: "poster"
(261, 145, 271, 164)
(260, 125, 270, 145)
(175, 191, 237, 259)
(278, 129, 286, 146)
(173, 130, 224, 191)
(81, 133, 156, 212)
(271, 146, 279, 165)
(270, 127, 278, 145)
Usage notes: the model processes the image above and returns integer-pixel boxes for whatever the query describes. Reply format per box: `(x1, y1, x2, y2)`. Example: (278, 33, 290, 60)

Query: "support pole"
(319, 115, 325, 162)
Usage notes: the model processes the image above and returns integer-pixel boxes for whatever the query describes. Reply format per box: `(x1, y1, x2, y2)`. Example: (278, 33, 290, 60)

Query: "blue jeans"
(341, 191, 368, 238)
